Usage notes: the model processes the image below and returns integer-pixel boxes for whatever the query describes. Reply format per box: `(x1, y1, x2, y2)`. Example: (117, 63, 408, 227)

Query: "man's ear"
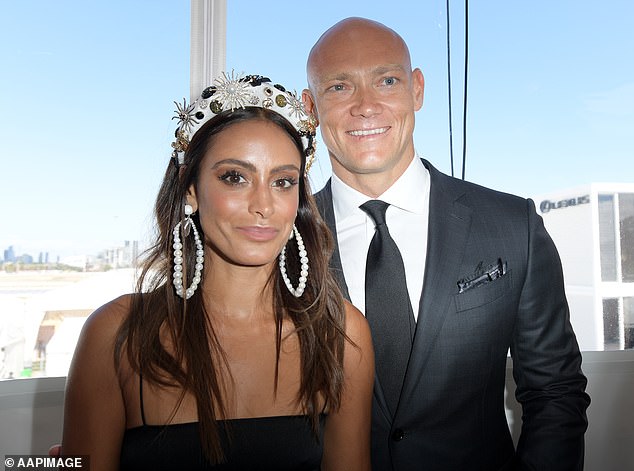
(301, 89, 319, 125)
(412, 68, 425, 111)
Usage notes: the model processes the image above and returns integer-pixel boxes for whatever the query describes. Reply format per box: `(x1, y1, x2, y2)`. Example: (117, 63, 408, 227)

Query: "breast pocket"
(454, 270, 513, 312)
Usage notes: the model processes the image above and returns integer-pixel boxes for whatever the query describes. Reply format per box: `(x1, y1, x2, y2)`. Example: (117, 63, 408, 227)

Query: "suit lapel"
(398, 161, 473, 409)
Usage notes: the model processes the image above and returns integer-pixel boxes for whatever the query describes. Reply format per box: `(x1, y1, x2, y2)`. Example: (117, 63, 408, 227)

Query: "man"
(302, 17, 590, 470)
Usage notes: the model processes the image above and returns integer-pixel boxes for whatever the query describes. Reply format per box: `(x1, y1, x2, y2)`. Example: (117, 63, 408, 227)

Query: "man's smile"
(347, 127, 390, 137)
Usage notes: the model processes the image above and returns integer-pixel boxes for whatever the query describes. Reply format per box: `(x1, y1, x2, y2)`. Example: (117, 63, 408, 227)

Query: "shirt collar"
(331, 154, 429, 222)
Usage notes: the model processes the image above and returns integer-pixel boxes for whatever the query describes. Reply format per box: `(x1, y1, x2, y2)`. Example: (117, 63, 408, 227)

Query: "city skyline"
(1, 240, 141, 269)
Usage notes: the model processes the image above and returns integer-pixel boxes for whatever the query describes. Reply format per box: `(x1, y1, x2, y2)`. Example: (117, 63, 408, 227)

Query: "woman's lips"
(237, 226, 279, 242)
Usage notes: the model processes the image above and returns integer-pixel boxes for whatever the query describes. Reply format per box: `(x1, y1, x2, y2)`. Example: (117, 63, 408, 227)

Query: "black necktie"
(361, 200, 415, 416)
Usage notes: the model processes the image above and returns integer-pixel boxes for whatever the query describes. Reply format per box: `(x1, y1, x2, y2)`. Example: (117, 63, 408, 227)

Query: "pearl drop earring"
(279, 224, 309, 297)
(172, 204, 204, 299)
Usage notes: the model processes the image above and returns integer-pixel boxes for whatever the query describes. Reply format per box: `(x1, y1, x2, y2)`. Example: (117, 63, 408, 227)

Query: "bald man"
(303, 17, 590, 470)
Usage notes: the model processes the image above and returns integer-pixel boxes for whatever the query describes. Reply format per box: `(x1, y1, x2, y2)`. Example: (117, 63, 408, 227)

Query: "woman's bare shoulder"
(342, 301, 373, 353)
(79, 294, 134, 342)
(343, 300, 368, 331)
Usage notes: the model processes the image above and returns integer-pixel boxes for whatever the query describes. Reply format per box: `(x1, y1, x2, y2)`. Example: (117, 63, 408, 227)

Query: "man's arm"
(511, 199, 591, 470)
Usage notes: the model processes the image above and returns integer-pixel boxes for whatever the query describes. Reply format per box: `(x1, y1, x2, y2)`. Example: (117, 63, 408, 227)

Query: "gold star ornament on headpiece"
(171, 71, 318, 174)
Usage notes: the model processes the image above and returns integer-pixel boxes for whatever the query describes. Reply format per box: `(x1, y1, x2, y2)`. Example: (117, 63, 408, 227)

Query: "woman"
(61, 73, 374, 470)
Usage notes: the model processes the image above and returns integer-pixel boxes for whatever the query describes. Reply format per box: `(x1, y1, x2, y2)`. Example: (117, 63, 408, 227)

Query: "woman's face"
(187, 119, 302, 269)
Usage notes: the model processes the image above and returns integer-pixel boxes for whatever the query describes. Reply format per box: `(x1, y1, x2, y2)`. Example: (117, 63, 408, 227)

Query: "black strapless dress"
(120, 414, 325, 470)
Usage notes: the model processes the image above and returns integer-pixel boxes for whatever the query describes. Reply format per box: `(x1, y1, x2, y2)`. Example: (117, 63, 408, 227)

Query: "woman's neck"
(200, 260, 276, 322)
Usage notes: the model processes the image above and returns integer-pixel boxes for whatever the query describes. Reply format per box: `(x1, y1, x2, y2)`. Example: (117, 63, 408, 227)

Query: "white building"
(534, 183, 634, 351)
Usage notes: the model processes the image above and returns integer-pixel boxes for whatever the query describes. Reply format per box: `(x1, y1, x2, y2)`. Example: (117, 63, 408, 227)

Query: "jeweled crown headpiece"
(171, 71, 317, 173)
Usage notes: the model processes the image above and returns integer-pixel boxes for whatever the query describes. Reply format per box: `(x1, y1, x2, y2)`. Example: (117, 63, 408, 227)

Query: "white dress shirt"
(331, 156, 430, 321)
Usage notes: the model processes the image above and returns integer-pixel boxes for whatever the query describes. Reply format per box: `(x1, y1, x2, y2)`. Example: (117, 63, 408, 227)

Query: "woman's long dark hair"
(115, 107, 346, 463)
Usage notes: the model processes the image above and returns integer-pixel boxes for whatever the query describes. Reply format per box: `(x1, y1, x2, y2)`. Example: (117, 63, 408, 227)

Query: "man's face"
(303, 20, 424, 195)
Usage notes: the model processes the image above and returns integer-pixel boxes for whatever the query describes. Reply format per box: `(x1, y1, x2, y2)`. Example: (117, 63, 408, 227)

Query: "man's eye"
(383, 77, 398, 86)
(219, 170, 246, 185)
(328, 83, 345, 92)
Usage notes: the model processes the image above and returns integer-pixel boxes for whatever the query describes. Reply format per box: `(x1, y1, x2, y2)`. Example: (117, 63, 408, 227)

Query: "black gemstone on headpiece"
(201, 86, 216, 99)
(274, 84, 286, 92)
(195, 111, 204, 119)
(247, 75, 270, 87)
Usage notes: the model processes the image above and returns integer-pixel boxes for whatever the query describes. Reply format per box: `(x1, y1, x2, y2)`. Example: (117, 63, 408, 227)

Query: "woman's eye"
(273, 177, 297, 189)
(219, 170, 246, 185)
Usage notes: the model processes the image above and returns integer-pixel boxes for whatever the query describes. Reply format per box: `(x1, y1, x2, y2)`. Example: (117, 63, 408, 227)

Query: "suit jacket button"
(392, 429, 405, 441)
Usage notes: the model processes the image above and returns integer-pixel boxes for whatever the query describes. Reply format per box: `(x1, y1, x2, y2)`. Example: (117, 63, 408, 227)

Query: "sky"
(1, 0, 633, 260)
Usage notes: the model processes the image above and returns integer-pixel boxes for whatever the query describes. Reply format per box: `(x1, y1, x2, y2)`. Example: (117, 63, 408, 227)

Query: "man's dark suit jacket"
(314, 159, 590, 471)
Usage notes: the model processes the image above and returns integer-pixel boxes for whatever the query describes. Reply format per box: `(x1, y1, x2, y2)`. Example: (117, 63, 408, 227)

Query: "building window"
(599, 194, 618, 282)
(620, 193, 634, 283)
(603, 298, 621, 350)
(599, 192, 634, 284)
(625, 297, 634, 349)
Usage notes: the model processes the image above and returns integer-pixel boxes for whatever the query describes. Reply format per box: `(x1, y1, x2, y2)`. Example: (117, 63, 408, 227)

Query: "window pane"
(624, 297, 634, 349)
(224, 1, 633, 352)
(620, 193, 634, 282)
(1, 1, 190, 379)
(603, 298, 621, 350)
(599, 194, 618, 282)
